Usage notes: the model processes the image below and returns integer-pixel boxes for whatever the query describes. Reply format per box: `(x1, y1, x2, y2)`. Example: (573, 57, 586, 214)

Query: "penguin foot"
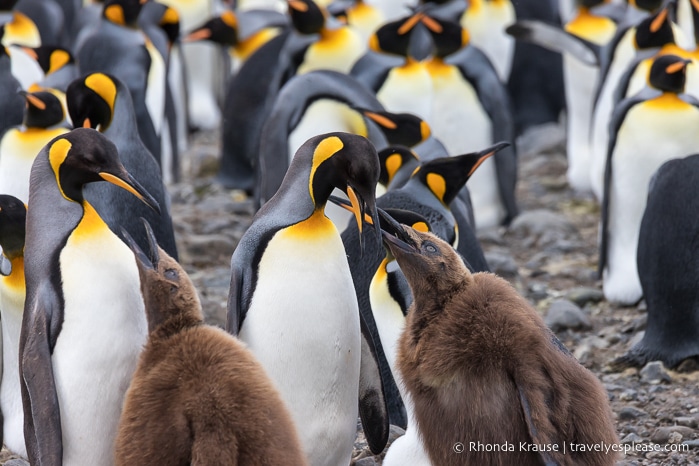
(611, 344, 699, 371)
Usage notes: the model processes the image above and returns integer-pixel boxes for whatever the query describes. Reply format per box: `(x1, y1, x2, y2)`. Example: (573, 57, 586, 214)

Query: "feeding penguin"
(66, 72, 178, 260)
(337, 144, 504, 428)
(255, 70, 388, 208)
(227, 132, 389, 465)
(0, 195, 27, 459)
(76, 0, 165, 165)
(382, 223, 619, 466)
(600, 54, 699, 305)
(423, 14, 519, 228)
(19, 128, 160, 466)
(613, 153, 699, 370)
(0, 89, 69, 203)
(115, 221, 308, 466)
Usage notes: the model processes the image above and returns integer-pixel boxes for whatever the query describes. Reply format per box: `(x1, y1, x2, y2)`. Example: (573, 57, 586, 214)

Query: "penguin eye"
(423, 242, 438, 254)
(164, 268, 178, 280)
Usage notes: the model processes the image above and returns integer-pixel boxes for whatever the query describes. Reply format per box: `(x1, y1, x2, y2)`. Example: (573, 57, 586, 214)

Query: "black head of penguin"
(357, 107, 431, 147)
(378, 146, 420, 188)
(420, 15, 469, 58)
(20, 90, 65, 128)
(369, 14, 424, 57)
(629, 0, 665, 12)
(634, 6, 675, 49)
(22, 46, 74, 76)
(102, 0, 147, 28)
(411, 142, 510, 206)
(0, 194, 26, 259)
(0, 0, 17, 10)
(288, 0, 326, 35)
(577, 0, 608, 7)
(185, 11, 238, 46)
(157, 5, 181, 47)
(66, 73, 117, 131)
(648, 54, 691, 93)
(49, 128, 160, 212)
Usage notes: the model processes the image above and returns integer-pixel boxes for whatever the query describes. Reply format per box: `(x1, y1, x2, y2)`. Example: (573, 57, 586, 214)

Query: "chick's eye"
(164, 269, 178, 280)
(424, 243, 437, 254)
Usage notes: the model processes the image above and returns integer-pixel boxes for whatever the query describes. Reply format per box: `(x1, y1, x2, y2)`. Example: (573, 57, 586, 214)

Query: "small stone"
(618, 406, 648, 420)
(620, 433, 645, 444)
(619, 389, 638, 402)
(682, 439, 699, 449)
(484, 250, 519, 278)
(675, 417, 698, 428)
(565, 287, 605, 307)
(544, 299, 592, 332)
(650, 426, 694, 443)
(4, 460, 30, 466)
(352, 458, 379, 466)
(668, 431, 684, 444)
(509, 209, 577, 245)
(640, 361, 673, 385)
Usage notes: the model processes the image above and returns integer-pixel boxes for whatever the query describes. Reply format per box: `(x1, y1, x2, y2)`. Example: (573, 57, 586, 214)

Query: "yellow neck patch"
(309, 136, 344, 204)
(646, 93, 692, 111)
(105, 4, 126, 25)
(385, 153, 402, 184)
(161, 7, 179, 25)
(426, 172, 447, 203)
(234, 28, 280, 61)
(4, 12, 40, 48)
(49, 49, 71, 74)
(72, 201, 109, 241)
(564, 9, 616, 44)
(221, 10, 238, 28)
(49, 138, 73, 201)
(2, 256, 25, 291)
(374, 257, 389, 282)
(412, 221, 429, 232)
(280, 208, 337, 240)
(85, 73, 117, 115)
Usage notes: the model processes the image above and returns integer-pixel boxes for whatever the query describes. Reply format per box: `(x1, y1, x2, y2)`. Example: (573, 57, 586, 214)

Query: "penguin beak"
(380, 213, 418, 256)
(121, 228, 153, 270)
(19, 91, 46, 110)
(183, 27, 211, 42)
(346, 184, 380, 254)
(121, 219, 159, 270)
(99, 170, 161, 215)
(466, 141, 510, 178)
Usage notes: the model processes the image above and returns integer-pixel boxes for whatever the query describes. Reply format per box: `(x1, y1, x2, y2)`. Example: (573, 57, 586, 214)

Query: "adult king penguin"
(0, 89, 69, 203)
(66, 72, 178, 259)
(227, 132, 388, 465)
(19, 128, 161, 466)
(600, 54, 699, 305)
(0, 195, 27, 459)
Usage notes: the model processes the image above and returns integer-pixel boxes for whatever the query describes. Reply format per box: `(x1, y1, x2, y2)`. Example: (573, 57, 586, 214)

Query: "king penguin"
(20, 45, 77, 92)
(423, 14, 519, 228)
(76, 0, 165, 164)
(0, 195, 28, 459)
(227, 132, 388, 465)
(19, 128, 160, 466)
(66, 72, 178, 260)
(0, 40, 25, 138)
(600, 54, 699, 305)
(0, 89, 69, 203)
(0, 0, 40, 48)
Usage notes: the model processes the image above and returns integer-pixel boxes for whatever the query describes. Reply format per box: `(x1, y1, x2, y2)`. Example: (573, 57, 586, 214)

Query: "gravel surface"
(3, 122, 698, 465)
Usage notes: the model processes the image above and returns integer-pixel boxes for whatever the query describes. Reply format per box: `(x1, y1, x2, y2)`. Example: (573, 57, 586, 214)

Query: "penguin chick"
(116, 222, 308, 466)
(383, 226, 619, 466)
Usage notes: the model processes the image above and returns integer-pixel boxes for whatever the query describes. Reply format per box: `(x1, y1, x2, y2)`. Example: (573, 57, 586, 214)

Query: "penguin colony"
(10, 0, 699, 464)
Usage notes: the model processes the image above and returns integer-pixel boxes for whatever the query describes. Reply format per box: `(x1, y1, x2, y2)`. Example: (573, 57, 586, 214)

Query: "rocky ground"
(2, 122, 698, 465)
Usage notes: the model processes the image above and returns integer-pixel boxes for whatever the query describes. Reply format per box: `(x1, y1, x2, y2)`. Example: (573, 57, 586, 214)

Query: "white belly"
(239, 226, 361, 466)
(428, 65, 501, 229)
(604, 104, 699, 304)
(0, 276, 27, 458)
(53, 228, 147, 466)
(377, 63, 433, 121)
(461, 3, 515, 81)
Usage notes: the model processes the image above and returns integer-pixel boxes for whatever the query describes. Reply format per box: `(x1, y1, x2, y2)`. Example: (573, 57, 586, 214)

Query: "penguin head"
(300, 132, 380, 240)
(184, 11, 238, 46)
(0, 0, 18, 11)
(158, 5, 181, 47)
(102, 0, 147, 27)
(634, 5, 675, 49)
(577, 0, 608, 8)
(66, 73, 118, 132)
(421, 15, 469, 58)
(648, 54, 691, 93)
(122, 219, 202, 334)
(0, 195, 26, 260)
(410, 142, 509, 207)
(369, 13, 427, 57)
(378, 146, 420, 189)
(377, 207, 431, 260)
(357, 107, 432, 148)
(46, 128, 160, 212)
(381, 220, 468, 299)
(288, 0, 326, 35)
(21, 46, 74, 75)
(20, 89, 65, 128)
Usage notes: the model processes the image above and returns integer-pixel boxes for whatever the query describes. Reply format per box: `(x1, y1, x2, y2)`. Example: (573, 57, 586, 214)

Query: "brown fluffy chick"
(115, 222, 308, 466)
(381, 220, 619, 466)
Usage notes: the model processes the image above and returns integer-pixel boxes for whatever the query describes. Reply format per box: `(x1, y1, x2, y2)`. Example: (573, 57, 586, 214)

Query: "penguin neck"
(104, 91, 141, 141)
(149, 311, 203, 342)
(647, 91, 687, 109)
(232, 27, 280, 62)
(1, 255, 24, 291)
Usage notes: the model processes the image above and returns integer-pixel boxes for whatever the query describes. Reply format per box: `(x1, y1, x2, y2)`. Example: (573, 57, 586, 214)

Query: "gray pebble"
(640, 361, 673, 385)
(544, 299, 592, 332)
(566, 287, 605, 307)
(619, 389, 638, 402)
(509, 209, 577, 246)
(620, 433, 645, 444)
(682, 439, 699, 449)
(675, 417, 698, 428)
(650, 426, 694, 443)
(618, 406, 648, 420)
(484, 250, 519, 278)
(352, 457, 379, 466)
